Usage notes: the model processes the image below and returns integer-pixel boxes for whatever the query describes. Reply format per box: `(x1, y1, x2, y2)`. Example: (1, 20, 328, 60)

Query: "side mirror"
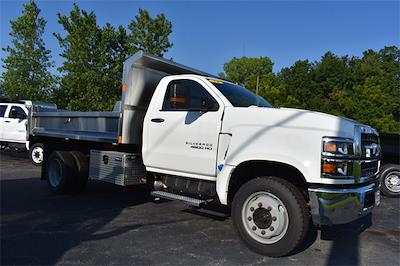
(9, 109, 17, 119)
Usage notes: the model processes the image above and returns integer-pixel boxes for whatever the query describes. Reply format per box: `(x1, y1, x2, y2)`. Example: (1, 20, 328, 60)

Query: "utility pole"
(256, 75, 259, 95)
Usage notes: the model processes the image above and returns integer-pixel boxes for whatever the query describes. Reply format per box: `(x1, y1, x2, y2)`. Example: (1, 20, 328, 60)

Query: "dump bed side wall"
(30, 109, 120, 143)
(120, 66, 166, 144)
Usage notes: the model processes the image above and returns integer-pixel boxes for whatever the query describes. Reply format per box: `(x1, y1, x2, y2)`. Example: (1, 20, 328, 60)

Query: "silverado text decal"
(185, 141, 213, 150)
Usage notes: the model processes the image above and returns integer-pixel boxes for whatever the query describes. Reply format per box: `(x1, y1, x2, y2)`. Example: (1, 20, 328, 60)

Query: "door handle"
(151, 118, 165, 123)
(4, 120, 11, 123)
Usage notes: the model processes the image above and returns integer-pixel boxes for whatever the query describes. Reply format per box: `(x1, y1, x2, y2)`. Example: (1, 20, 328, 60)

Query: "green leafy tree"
(221, 46, 399, 133)
(351, 76, 399, 133)
(97, 24, 129, 109)
(55, 5, 173, 111)
(278, 60, 314, 109)
(128, 9, 173, 56)
(0, 79, 6, 98)
(1, 0, 55, 101)
(219, 56, 273, 93)
(54, 4, 106, 111)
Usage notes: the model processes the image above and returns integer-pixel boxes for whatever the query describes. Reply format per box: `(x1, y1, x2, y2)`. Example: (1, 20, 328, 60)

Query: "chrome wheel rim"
(384, 171, 400, 193)
(32, 146, 44, 164)
(48, 158, 62, 188)
(242, 191, 289, 244)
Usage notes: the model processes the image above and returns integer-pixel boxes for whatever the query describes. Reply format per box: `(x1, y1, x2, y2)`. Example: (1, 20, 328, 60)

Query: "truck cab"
(0, 102, 29, 149)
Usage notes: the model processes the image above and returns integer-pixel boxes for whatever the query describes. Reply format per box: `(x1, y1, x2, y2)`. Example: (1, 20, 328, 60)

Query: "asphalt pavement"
(1, 149, 399, 265)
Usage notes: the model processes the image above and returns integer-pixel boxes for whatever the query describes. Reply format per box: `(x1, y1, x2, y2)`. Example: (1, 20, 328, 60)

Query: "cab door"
(3, 105, 28, 143)
(143, 78, 223, 178)
(0, 105, 9, 140)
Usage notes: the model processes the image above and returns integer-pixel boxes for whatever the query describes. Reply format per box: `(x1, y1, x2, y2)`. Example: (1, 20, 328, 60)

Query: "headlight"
(322, 137, 354, 157)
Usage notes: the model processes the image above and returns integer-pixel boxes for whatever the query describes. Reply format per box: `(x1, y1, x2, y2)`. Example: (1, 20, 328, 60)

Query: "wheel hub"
(253, 208, 272, 229)
(385, 172, 400, 193)
(242, 192, 289, 244)
(32, 147, 43, 164)
(389, 175, 399, 186)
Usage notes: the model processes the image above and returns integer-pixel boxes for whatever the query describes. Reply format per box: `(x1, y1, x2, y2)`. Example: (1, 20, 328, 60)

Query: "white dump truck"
(29, 52, 381, 256)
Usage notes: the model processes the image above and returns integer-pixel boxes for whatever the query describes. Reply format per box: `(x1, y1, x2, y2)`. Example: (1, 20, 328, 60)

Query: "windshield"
(207, 79, 273, 108)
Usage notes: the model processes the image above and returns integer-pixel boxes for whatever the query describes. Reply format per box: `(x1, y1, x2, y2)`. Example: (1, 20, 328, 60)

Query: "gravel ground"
(1, 149, 399, 265)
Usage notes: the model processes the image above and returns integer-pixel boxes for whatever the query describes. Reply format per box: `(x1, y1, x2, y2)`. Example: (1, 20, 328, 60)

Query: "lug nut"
(267, 206, 272, 211)
(252, 226, 256, 231)
(250, 207, 254, 211)
(258, 202, 263, 207)
(248, 217, 252, 221)
(272, 216, 277, 221)
(270, 226, 274, 231)
(261, 230, 266, 235)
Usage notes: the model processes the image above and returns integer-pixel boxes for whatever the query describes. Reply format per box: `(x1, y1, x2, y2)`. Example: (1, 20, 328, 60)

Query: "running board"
(151, 191, 208, 207)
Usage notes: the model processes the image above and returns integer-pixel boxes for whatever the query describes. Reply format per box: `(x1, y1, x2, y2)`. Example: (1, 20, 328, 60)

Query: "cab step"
(151, 191, 207, 207)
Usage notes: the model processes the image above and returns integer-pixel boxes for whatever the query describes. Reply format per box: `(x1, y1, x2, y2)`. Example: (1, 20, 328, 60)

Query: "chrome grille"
(360, 132, 380, 158)
(361, 160, 379, 177)
(361, 133, 379, 146)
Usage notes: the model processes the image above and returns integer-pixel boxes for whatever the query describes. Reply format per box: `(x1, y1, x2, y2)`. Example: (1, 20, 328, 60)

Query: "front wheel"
(232, 177, 310, 257)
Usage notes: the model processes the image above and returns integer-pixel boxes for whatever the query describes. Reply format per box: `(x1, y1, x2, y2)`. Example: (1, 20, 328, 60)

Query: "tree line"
(220, 47, 399, 134)
(1, 1, 399, 133)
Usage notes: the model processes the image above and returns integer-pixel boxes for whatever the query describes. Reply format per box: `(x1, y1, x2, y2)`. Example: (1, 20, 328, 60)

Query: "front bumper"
(308, 181, 380, 225)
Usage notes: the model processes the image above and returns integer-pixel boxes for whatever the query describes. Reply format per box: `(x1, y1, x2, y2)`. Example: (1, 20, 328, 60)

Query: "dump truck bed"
(29, 52, 216, 144)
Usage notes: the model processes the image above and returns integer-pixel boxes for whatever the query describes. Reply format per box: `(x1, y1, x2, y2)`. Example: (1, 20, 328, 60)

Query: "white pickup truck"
(0, 100, 56, 165)
(29, 52, 381, 256)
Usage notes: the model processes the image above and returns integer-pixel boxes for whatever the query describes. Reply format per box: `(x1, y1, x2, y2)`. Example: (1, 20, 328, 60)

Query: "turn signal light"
(322, 162, 337, 174)
(324, 142, 337, 152)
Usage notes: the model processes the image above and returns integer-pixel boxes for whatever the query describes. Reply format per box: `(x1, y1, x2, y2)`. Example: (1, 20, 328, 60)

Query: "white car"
(0, 100, 55, 165)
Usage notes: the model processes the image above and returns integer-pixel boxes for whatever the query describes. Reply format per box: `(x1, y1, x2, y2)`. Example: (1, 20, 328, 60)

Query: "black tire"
(30, 143, 44, 166)
(46, 151, 78, 194)
(70, 151, 89, 193)
(380, 164, 400, 197)
(231, 177, 310, 257)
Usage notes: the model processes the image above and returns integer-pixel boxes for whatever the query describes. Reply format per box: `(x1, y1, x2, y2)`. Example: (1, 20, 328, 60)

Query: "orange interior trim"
(170, 97, 187, 103)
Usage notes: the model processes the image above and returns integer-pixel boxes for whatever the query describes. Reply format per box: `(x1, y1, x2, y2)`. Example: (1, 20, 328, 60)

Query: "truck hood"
(221, 106, 364, 139)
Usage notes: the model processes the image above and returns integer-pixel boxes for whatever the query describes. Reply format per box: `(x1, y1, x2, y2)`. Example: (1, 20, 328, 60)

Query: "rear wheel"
(380, 164, 400, 197)
(232, 177, 310, 257)
(30, 143, 44, 166)
(70, 151, 89, 193)
(46, 151, 77, 194)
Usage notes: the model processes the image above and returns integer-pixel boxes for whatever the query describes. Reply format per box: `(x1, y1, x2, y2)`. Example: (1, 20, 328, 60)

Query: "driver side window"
(162, 79, 219, 111)
(10, 106, 27, 119)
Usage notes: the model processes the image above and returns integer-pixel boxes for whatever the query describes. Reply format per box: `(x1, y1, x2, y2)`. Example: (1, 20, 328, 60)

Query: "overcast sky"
(1, 0, 399, 76)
